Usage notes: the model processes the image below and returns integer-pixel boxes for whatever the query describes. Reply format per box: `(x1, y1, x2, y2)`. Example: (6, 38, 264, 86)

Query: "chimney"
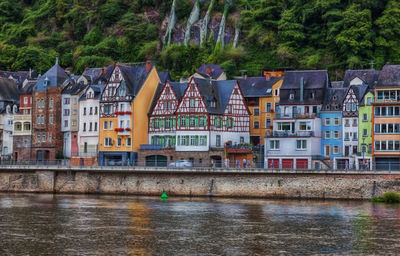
(265, 73, 271, 80)
(244, 74, 247, 79)
(102, 66, 108, 75)
(146, 60, 151, 73)
(85, 66, 89, 71)
(29, 68, 32, 79)
(55, 55, 59, 65)
(206, 67, 212, 75)
(300, 77, 304, 102)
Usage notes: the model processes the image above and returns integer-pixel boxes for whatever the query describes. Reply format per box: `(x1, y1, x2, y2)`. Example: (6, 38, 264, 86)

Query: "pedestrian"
(243, 158, 247, 168)
(127, 158, 130, 166)
(211, 159, 214, 168)
(236, 159, 240, 168)
(271, 160, 274, 169)
(345, 160, 349, 170)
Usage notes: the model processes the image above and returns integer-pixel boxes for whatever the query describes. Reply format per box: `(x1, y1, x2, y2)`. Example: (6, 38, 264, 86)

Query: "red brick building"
(31, 60, 69, 162)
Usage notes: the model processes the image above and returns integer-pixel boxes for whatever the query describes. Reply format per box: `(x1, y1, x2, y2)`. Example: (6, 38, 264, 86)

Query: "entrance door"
(14, 152, 18, 162)
(345, 146, 349, 156)
(37, 150, 42, 161)
(325, 145, 330, 158)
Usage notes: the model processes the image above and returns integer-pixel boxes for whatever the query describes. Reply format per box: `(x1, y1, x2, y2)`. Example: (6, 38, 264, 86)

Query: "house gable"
(176, 78, 207, 114)
(151, 81, 179, 116)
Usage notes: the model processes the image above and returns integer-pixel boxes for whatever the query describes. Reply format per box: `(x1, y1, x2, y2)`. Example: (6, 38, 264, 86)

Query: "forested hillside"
(0, 0, 399, 80)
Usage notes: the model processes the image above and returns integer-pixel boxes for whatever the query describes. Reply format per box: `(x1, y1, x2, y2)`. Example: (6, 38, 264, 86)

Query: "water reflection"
(1, 194, 400, 255)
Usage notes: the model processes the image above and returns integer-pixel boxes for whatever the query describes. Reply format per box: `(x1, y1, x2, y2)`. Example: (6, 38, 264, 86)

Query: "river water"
(1, 194, 400, 255)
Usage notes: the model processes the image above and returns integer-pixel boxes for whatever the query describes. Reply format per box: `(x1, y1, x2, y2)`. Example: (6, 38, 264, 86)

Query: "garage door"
(282, 159, 294, 169)
(268, 159, 279, 169)
(296, 159, 308, 169)
(375, 158, 400, 171)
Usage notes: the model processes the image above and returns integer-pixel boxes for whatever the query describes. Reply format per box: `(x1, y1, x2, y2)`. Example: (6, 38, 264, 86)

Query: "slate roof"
(34, 63, 69, 91)
(158, 70, 171, 84)
(0, 70, 38, 87)
(95, 65, 114, 84)
(149, 78, 238, 116)
(0, 78, 20, 102)
(80, 84, 106, 100)
(237, 76, 282, 97)
(148, 81, 187, 115)
(82, 68, 104, 84)
(321, 87, 347, 111)
(349, 83, 369, 101)
(359, 88, 375, 106)
(377, 64, 400, 87)
(62, 79, 88, 95)
(19, 80, 36, 94)
(343, 69, 380, 88)
(197, 64, 224, 79)
(118, 64, 151, 97)
(280, 70, 328, 104)
(194, 78, 236, 115)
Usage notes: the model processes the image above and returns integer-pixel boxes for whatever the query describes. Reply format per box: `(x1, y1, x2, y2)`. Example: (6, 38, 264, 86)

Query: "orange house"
(372, 64, 400, 170)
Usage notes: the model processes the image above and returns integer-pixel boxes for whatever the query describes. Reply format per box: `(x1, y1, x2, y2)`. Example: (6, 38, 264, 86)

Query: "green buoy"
(161, 188, 168, 200)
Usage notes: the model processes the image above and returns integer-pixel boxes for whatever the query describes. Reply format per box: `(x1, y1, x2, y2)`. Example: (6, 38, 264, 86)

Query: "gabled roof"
(95, 65, 114, 84)
(281, 70, 327, 89)
(280, 70, 328, 104)
(20, 80, 36, 94)
(80, 84, 106, 100)
(347, 83, 369, 102)
(62, 79, 88, 95)
(34, 63, 69, 91)
(238, 76, 281, 97)
(194, 78, 236, 115)
(321, 87, 347, 111)
(82, 67, 104, 84)
(148, 81, 188, 115)
(158, 70, 171, 84)
(0, 78, 19, 102)
(118, 64, 151, 97)
(377, 64, 400, 87)
(197, 64, 224, 80)
(343, 69, 380, 88)
(359, 88, 375, 106)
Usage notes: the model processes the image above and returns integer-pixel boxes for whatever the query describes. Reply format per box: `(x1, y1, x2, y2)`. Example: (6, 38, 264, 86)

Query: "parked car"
(169, 160, 193, 168)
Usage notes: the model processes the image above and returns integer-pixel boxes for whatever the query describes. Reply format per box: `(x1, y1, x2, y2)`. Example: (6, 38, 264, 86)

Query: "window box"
(114, 128, 124, 132)
(125, 128, 131, 131)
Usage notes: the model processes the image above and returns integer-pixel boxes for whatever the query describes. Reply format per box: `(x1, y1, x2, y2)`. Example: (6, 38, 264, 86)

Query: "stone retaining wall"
(0, 168, 399, 199)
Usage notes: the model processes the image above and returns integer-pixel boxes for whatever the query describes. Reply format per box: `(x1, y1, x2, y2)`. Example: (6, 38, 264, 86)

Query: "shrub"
(372, 191, 400, 203)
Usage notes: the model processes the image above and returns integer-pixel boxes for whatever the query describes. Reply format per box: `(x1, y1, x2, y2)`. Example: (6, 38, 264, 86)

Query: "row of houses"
(0, 59, 399, 169)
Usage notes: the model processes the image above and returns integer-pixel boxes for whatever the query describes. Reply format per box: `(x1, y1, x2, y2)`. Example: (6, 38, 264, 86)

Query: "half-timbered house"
(98, 62, 160, 166)
(140, 77, 251, 167)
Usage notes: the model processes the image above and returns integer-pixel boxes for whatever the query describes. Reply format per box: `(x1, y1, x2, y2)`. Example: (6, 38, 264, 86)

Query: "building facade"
(358, 90, 374, 169)
(320, 87, 346, 168)
(0, 78, 20, 162)
(13, 80, 36, 162)
(372, 65, 400, 170)
(98, 62, 160, 166)
(31, 60, 69, 161)
(265, 70, 328, 169)
(142, 77, 251, 167)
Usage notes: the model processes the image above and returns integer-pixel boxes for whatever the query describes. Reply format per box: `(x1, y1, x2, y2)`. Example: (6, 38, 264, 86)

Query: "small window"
(254, 121, 259, 129)
(117, 138, 121, 147)
(127, 138, 131, 146)
(254, 108, 259, 116)
(289, 93, 294, 100)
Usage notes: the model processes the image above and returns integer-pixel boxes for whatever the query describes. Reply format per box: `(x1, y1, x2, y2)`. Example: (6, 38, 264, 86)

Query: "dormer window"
(289, 93, 294, 100)
(13, 105, 17, 114)
(333, 96, 337, 101)
(311, 92, 315, 99)
(210, 100, 216, 108)
(44, 77, 49, 87)
(6, 105, 11, 114)
(326, 105, 330, 110)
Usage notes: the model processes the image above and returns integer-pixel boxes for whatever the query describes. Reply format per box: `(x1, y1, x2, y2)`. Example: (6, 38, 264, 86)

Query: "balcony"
(266, 131, 314, 137)
(225, 144, 252, 154)
(275, 112, 320, 119)
(140, 144, 175, 150)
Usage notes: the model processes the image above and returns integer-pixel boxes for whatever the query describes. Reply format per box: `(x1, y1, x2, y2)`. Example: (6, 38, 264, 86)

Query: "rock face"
(164, 0, 237, 47)
(1, 169, 400, 200)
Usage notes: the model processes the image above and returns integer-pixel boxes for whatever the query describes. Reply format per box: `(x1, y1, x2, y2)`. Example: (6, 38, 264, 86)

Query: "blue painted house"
(320, 85, 347, 168)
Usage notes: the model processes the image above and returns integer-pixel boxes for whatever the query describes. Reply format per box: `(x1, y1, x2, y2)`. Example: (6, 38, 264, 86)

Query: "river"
(1, 194, 400, 255)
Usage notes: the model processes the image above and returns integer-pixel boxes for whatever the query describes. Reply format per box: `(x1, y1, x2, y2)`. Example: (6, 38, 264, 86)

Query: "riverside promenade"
(0, 165, 399, 200)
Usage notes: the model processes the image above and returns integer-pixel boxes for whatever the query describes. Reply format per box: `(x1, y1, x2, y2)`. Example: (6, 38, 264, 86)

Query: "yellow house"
(99, 62, 160, 166)
(239, 77, 283, 146)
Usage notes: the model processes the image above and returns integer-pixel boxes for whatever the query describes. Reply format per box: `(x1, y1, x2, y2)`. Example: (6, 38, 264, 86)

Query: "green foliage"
(372, 191, 400, 203)
(0, 0, 398, 79)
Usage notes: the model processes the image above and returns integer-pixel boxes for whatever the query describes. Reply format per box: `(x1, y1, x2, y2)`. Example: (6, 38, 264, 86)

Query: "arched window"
(13, 105, 17, 114)
(23, 122, 31, 131)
